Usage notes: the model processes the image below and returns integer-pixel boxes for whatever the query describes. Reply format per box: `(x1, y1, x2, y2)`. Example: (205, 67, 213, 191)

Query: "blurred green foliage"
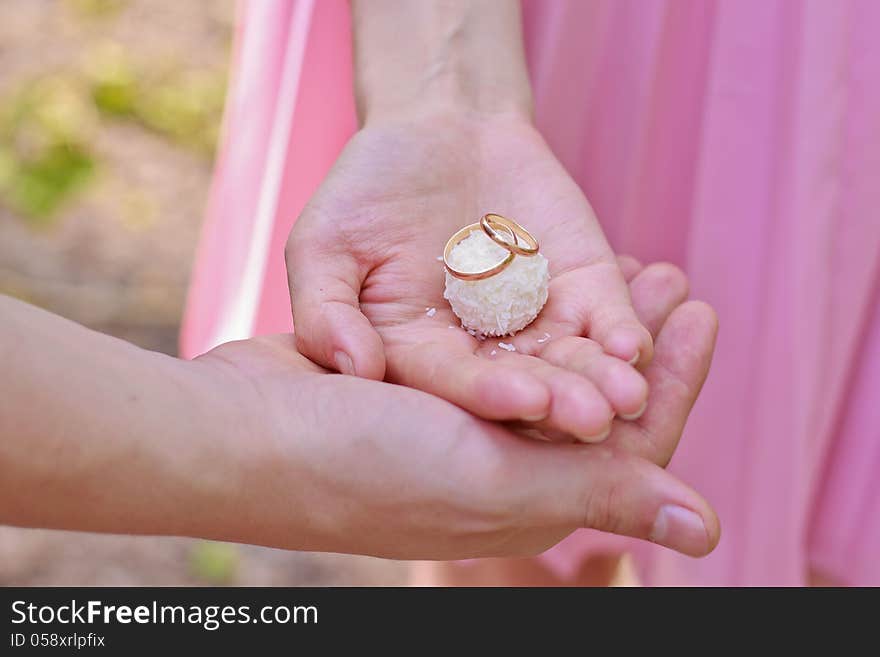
(65, 0, 128, 20)
(0, 26, 226, 226)
(189, 541, 240, 585)
(134, 71, 225, 155)
(0, 145, 94, 223)
(89, 48, 138, 117)
(86, 41, 226, 154)
(0, 77, 98, 223)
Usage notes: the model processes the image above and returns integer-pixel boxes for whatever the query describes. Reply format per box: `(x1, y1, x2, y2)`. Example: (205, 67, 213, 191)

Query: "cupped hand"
(192, 260, 719, 560)
(286, 114, 653, 442)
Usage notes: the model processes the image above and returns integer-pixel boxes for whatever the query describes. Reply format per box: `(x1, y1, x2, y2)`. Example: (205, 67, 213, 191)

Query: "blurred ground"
(0, 0, 405, 586)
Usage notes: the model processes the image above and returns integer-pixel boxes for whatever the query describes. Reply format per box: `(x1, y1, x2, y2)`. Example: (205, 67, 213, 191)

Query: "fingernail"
(575, 425, 611, 444)
(620, 400, 647, 421)
(650, 505, 709, 555)
(628, 352, 640, 366)
(522, 413, 548, 422)
(334, 351, 355, 376)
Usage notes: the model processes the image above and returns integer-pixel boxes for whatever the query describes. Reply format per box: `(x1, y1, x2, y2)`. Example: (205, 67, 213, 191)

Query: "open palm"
(287, 115, 654, 440)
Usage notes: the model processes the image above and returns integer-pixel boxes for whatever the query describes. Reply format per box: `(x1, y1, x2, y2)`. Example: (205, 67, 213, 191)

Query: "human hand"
(286, 114, 653, 442)
(191, 259, 719, 559)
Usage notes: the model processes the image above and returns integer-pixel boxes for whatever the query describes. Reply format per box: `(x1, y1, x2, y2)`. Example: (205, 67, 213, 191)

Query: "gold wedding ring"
(481, 213, 540, 256)
(443, 214, 539, 281)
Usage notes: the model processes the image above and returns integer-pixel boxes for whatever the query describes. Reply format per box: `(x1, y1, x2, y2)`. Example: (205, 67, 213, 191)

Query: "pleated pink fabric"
(181, 0, 880, 585)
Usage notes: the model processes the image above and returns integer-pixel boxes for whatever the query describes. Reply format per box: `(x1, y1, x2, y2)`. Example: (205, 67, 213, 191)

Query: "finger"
(286, 234, 385, 380)
(516, 440, 720, 557)
(616, 255, 643, 282)
(472, 346, 615, 441)
(525, 362, 614, 442)
(538, 336, 648, 419)
(520, 259, 680, 355)
(527, 263, 688, 424)
(628, 263, 690, 339)
(385, 339, 552, 422)
(605, 300, 719, 466)
(551, 261, 654, 366)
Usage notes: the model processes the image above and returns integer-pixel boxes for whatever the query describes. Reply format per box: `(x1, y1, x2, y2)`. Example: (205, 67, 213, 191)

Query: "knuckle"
(572, 337, 605, 360)
(541, 335, 599, 361)
(591, 304, 635, 334)
(538, 336, 570, 359)
(644, 262, 689, 297)
(581, 476, 625, 534)
(293, 330, 311, 356)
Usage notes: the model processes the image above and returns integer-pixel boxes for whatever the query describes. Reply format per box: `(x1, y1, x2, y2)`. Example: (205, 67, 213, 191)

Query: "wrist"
(178, 346, 321, 552)
(360, 92, 532, 129)
(357, 56, 534, 128)
(165, 357, 274, 544)
(123, 354, 257, 541)
(353, 0, 533, 127)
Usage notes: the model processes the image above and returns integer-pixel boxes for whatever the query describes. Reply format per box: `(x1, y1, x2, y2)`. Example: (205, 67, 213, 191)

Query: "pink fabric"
(181, 0, 880, 585)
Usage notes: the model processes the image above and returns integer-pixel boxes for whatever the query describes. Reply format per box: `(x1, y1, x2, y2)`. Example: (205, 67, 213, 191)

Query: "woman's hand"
(286, 113, 653, 442)
(194, 260, 719, 559)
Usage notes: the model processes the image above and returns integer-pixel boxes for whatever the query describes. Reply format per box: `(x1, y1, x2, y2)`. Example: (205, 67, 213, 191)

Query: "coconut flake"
(425, 307, 437, 318)
(536, 332, 551, 344)
(498, 342, 516, 352)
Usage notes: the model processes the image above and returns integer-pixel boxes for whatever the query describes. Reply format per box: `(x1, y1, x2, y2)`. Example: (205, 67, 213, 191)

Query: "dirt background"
(0, 0, 406, 586)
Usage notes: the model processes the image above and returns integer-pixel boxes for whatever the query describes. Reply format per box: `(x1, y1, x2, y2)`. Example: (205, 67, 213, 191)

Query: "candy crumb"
(536, 332, 551, 343)
(426, 307, 437, 317)
(490, 349, 497, 356)
(436, 256, 444, 261)
(498, 342, 516, 352)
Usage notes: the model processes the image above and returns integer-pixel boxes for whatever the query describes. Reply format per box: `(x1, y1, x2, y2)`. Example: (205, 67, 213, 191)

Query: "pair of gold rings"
(443, 214, 540, 281)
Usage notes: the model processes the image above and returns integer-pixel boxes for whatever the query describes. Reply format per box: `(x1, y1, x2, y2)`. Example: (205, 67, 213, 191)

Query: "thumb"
(285, 236, 385, 380)
(523, 443, 720, 557)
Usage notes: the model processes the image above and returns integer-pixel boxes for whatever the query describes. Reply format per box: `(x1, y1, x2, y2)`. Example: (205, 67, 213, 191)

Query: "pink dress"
(181, 0, 880, 585)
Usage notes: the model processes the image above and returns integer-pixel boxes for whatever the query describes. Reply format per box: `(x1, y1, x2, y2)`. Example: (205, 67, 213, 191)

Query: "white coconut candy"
(443, 229, 549, 336)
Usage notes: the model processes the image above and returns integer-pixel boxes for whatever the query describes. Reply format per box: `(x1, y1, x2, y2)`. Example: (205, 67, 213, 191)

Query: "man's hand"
(195, 260, 718, 559)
